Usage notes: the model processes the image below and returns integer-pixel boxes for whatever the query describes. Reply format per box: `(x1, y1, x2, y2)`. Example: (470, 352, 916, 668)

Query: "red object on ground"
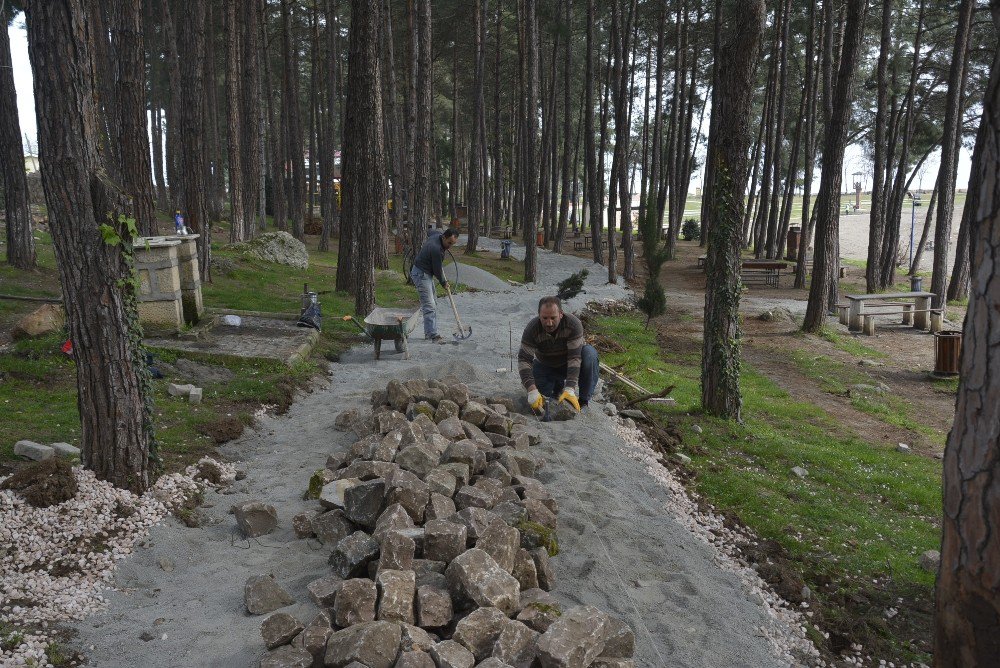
(61, 339, 73, 356)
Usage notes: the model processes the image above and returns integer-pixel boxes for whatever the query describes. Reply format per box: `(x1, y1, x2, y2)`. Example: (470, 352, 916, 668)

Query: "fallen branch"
(599, 362, 676, 405)
(624, 385, 676, 408)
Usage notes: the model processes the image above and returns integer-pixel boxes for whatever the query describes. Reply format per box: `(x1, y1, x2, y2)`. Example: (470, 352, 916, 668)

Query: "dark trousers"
(532, 344, 600, 404)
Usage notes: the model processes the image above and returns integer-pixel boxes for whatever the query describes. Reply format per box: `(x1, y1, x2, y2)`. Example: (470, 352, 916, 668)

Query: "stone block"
(447, 507, 501, 541)
(429, 640, 475, 668)
(423, 520, 469, 563)
(320, 478, 362, 510)
(49, 442, 81, 459)
(492, 619, 539, 667)
(512, 549, 539, 591)
(378, 530, 416, 572)
(261, 612, 304, 649)
(445, 548, 521, 615)
(415, 585, 453, 629)
(425, 493, 457, 522)
(334, 578, 378, 627)
(259, 645, 313, 668)
(13, 440, 54, 461)
(476, 520, 520, 573)
(437, 416, 466, 440)
(531, 548, 555, 592)
(535, 605, 612, 668)
(394, 650, 436, 668)
(188, 387, 203, 404)
(453, 607, 509, 661)
(244, 574, 294, 615)
(312, 509, 355, 546)
(344, 478, 387, 529)
(234, 501, 278, 538)
(395, 444, 441, 479)
(324, 621, 402, 668)
(376, 569, 416, 624)
(601, 617, 636, 658)
(329, 531, 380, 579)
(306, 575, 343, 607)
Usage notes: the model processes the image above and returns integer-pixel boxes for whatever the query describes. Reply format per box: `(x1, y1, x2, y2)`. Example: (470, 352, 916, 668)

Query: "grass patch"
(591, 311, 941, 663)
(818, 328, 888, 360)
(451, 248, 524, 285)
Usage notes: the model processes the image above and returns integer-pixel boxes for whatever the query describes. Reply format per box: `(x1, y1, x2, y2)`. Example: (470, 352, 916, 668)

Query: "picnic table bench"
(698, 256, 787, 287)
(741, 260, 787, 287)
(844, 291, 936, 333)
(573, 236, 609, 251)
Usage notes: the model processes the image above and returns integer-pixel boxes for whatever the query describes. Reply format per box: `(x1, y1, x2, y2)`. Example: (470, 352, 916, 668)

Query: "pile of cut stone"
(248, 377, 636, 668)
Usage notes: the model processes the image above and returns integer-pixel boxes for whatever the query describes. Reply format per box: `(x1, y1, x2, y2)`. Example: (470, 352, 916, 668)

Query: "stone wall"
(133, 240, 183, 334)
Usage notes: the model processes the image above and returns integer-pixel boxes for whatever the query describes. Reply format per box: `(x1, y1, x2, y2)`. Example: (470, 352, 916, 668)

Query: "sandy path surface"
(71, 240, 809, 667)
(836, 206, 963, 274)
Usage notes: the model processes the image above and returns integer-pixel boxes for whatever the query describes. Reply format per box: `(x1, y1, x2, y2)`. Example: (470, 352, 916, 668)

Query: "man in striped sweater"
(518, 296, 600, 414)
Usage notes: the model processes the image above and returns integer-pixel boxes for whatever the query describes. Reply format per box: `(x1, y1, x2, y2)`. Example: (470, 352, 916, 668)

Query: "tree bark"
(161, 0, 183, 208)
(203, 5, 223, 223)
(282, 0, 307, 241)
(946, 110, 988, 303)
(865, 0, 893, 292)
(701, 0, 766, 420)
(934, 5, 1000, 656)
(584, 0, 603, 265)
(177, 0, 210, 282)
(239, 0, 266, 238)
(320, 0, 341, 252)
(794, 0, 821, 289)
(802, 0, 868, 332)
(519, 0, 539, 282)
(553, 0, 573, 254)
(342, 0, 387, 314)
(109, 0, 156, 237)
(225, 0, 246, 242)
(24, 0, 153, 493)
(930, 0, 975, 311)
(466, 0, 489, 253)
(411, 0, 433, 249)
(1, 11, 36, 269)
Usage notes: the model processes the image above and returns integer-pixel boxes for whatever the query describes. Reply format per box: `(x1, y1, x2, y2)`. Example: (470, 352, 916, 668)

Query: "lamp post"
(908, 195, 922, 270)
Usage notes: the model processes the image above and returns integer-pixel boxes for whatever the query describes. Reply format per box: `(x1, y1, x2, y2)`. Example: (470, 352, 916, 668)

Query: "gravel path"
(70, 241, 816, 667)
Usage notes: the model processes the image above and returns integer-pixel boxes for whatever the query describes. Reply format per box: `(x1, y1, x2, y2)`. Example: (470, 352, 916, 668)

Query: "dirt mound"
(0, 457, 78, 507)
(232, 231, 309, 269)
(197, 415, 246, 444)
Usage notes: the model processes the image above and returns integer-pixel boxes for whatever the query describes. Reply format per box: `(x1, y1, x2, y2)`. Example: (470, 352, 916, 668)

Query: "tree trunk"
(226, 0, 246, 242)
(865, 0, 892, 292)
(909, 183, 936, 276)
(466, 0, 489, 253)
(265, 31, 287, 232)
(341, 0, 386, 313)
(930, 0, 975, 311)
(584, 0, 603, 265)
(0, 12, 36, 269)
(519, 0, 539, 282)
(24, 0, 153, 493)
(239, 0, 265, 239)
(162, 0, 183, 208)
(946, 109, 988, 303)
(450, 48, 459, 222)
(203, 6, 223, 223)
(701, 0, 766, 420)
(763, 0, 790, 259)
(146, 1, 169, 214)
(282, 0, 307, 241)
(491, 0, 504, 234)
(411, 0, 433, 249)
(109, 0, 156, 237)
(177, 0, 210, 282)
(794, 0, 820, 289)
(308, 3, 319, 228)
(934, 8, 1000, 655)
(802, 0, 868, 332)
(553, 0, 573, 254)
(320, 0, 341, 252)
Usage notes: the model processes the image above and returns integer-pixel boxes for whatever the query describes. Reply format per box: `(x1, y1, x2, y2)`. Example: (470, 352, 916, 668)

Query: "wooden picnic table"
(740, 260, 787, 288)
(845, 291, 935, 331)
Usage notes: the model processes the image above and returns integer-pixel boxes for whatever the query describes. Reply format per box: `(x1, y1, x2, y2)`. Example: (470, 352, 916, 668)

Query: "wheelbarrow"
(342, 307, 420, 360)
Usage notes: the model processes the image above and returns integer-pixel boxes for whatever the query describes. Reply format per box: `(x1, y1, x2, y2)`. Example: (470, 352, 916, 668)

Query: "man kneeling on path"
(519, 296, 599, 413)
(410, 228, 458, 343)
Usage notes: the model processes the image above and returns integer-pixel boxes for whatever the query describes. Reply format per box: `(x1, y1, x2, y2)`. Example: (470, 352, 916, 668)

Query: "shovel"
(444, 283, 473, 340)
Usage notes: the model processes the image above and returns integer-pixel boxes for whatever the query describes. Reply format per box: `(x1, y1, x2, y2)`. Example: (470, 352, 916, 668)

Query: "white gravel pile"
(611, 418, 826, 667)
(0, 457, 236, 666)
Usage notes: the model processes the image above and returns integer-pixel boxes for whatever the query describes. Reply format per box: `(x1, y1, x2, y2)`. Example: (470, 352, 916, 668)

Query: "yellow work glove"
(558, 387, 581, 412)
(527, 389, 545, 412)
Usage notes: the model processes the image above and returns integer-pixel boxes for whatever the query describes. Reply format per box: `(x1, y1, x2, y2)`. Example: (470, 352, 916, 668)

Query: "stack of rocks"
(249, 377, 636, 668)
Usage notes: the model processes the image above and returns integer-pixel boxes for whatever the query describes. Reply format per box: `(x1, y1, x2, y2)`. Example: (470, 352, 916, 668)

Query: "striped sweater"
(518, 313, 585, 390)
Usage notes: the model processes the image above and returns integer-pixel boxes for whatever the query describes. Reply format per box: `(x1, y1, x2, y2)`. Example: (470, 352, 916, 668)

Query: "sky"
(7, 18, 971, 194)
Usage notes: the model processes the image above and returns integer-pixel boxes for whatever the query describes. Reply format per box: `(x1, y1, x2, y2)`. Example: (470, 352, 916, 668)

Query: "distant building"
(24, 155, 40, 173)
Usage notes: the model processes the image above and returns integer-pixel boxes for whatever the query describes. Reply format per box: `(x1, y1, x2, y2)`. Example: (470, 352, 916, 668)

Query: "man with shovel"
(410, 228, 459, 343)
(519, 296, 600, 415)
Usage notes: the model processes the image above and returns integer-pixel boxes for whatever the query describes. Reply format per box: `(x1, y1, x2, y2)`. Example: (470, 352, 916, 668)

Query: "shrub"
(681, 218, 701, 241)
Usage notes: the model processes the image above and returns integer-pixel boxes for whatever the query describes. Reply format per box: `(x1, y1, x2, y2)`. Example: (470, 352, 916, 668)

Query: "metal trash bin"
(910, 275, 923, 292)
(500, 240, 512, 260)
(934, 330, 962, 376)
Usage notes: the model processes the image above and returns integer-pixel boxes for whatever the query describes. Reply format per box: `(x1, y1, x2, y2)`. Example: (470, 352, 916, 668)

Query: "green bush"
(681, 218, 701, 241)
